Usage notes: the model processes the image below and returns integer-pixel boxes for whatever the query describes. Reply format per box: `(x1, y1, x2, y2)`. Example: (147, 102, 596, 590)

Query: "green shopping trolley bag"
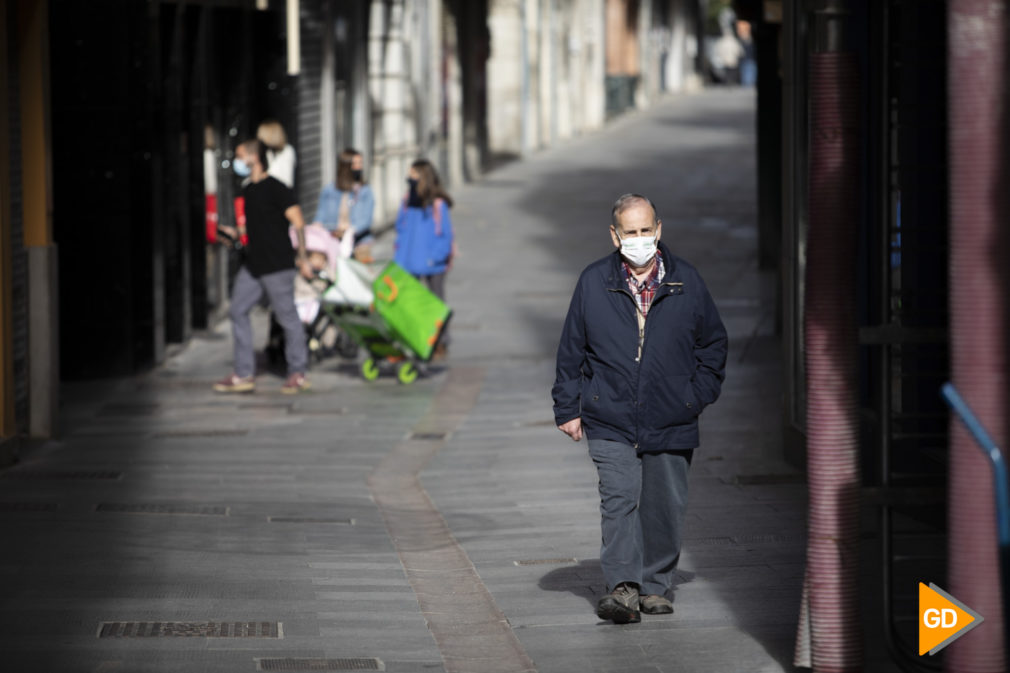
(371, 262, 452, 362)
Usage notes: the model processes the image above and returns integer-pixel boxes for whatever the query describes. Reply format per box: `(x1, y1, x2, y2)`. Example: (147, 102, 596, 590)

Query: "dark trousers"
(588, 439, 692, 597)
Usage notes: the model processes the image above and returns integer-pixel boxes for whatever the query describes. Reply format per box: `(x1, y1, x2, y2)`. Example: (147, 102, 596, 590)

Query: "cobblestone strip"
(367, 367, 537, 673)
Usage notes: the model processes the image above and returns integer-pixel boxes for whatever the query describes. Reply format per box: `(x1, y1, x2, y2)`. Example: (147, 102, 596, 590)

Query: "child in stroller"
(266, 224, 358, 365)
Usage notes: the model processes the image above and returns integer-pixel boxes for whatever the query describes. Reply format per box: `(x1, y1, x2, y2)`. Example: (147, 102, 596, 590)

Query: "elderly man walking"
(552, 194, 728, 624)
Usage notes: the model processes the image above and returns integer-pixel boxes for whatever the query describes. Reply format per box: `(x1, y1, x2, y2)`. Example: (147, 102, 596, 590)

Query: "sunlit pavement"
(0, 88, 808, 673)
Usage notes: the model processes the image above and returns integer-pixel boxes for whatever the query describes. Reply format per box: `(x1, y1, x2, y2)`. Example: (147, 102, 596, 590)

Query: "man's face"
(611, 203, 661, 249)
(236, 145, 255, 171)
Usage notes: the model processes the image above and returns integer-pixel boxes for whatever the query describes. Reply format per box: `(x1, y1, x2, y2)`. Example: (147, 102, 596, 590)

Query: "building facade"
(0, 0, 704, 462)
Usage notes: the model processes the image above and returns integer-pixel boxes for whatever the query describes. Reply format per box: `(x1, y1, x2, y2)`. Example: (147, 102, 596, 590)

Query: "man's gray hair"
(611, 193, 658, 229)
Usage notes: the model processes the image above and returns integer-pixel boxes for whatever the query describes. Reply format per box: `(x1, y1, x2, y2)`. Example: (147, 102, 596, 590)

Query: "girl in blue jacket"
(394, 159, 455, 359)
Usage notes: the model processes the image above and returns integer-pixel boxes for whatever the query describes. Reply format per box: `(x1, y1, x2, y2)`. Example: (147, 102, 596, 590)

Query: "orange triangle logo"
(919, 582, 984, 655)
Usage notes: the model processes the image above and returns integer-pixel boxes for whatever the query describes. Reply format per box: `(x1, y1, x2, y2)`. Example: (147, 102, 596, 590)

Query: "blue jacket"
(394, 199, 453, 276)
(313, 184, 375, 244)
(552, 242, 728, 451)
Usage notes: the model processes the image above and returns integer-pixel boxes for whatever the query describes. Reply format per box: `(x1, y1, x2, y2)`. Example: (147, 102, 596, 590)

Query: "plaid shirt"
(621, 254, 665, 318)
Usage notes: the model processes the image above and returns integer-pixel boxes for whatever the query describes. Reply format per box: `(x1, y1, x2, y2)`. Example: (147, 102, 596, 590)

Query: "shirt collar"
(620, 254, 664, 290)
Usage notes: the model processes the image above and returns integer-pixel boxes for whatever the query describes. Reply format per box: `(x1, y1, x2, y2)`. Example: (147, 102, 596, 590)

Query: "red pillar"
(946, 1, 1008, 670)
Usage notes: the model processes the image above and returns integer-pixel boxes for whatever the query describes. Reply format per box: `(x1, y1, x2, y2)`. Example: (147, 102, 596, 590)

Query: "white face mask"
(619, 234, 658, 267)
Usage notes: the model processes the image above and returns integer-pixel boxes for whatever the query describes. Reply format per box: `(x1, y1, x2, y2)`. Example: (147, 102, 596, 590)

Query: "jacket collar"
(606, 240, 677, 290)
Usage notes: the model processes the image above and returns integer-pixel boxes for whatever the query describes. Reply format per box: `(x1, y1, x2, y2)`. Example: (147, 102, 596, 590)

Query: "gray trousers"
(588, 439, 692, 597)
(230, 266, 307, 377)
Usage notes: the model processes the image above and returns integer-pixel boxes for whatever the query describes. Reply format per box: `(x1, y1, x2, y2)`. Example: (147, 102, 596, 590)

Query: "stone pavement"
(0, 89, 808, 673)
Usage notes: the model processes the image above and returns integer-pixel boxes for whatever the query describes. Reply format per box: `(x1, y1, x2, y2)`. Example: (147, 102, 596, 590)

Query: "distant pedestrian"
(313, 148, 376, 262)
(215, 138, 313, 395)
(394, 159, 455, 361)
(552, 194, 728, 624)
(257, 119, 297, 189)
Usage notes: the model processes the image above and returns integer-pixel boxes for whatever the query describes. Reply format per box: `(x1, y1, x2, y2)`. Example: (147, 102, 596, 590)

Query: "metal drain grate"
(513, 558, 577, 566)
(268, 517, 354, 525)
(1, 469, 123, 480)
(409, 432, 447, 441)
(97, 404, 160, 417)
(288, 407, 348, 415)
(731, 534, 805, 545)
(153, 429, 249, 438)
(98, 621, 280, 638)
(685, 537, 736, 547)
(731, 473, 805, 486)
(515, 419, 557, 428)
(0, 502, 59, 512)
(96, 503, 229, 516)
(257, 658, 383, 671)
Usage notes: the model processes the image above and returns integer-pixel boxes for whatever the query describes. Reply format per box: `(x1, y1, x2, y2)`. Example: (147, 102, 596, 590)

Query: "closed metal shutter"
(296, 4, 324, 217)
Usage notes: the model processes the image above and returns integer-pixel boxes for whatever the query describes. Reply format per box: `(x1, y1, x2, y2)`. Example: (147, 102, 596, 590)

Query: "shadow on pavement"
(538, 559, 697, 610)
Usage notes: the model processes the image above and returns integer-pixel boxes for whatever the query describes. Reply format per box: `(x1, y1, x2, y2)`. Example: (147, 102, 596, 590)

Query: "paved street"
(0, 89, 805, 673)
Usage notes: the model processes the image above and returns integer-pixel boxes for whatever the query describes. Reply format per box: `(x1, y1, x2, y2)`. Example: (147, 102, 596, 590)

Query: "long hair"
(336, 148, 363, 192)
(410, 158, 453, 208)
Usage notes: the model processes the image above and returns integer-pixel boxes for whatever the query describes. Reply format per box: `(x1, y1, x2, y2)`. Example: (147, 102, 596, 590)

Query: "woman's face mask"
(406, 177, 423, 207)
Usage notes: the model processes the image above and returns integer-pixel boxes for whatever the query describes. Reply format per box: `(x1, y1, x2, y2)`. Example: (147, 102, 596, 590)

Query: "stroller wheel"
(397, 362, 419, 385)
(361, 358, 380, 381)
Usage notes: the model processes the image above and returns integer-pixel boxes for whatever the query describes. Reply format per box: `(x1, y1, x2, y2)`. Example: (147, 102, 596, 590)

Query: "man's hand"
(558, 417, 583, 442)
(297, 258, 315, 280)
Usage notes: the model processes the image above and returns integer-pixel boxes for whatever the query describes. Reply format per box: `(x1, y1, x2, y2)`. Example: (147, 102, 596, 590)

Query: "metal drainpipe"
(946, 1, 1007, 671)
(286, 0, 300, 76)
(793, 1, 863, 671)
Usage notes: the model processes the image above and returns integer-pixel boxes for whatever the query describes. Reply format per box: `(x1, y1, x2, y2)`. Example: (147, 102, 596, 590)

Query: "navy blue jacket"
(552, 242, 728, 451)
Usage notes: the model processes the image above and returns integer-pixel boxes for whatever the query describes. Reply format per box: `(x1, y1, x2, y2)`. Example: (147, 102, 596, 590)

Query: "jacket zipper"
(609, 282, 684, 450)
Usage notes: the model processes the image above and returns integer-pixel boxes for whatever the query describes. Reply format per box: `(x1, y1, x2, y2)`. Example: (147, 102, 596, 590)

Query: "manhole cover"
(513, 558, 577, 566)
(257, 659, 383, 671)
(96, 503, 229, 516)
(98, 621, 280, 638)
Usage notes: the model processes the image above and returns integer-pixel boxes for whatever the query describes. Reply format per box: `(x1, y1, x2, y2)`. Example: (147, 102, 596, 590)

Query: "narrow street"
(1, 89, 803, 673)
